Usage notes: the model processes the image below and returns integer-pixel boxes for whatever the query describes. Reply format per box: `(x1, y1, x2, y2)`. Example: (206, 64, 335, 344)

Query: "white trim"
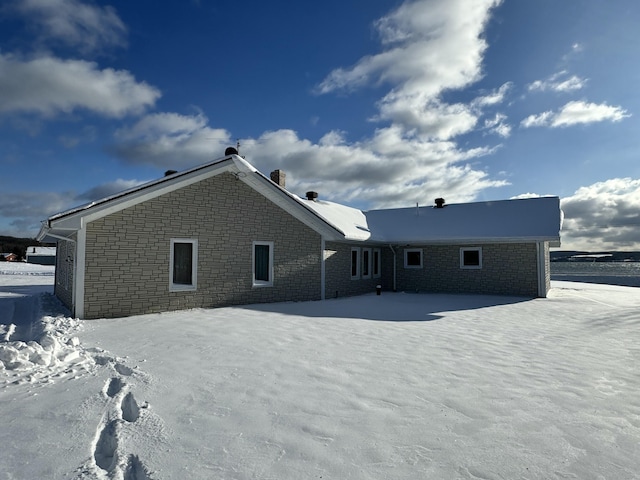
(350, 247, 361, 280)
(75, 226, 86, 319)
(404, 248, 423, 269)
(45, 155, 345, 243)
(362, 248, 372, 279)
(252, 241, 274, 287)
(170, 238, 198, 292)
(320, 237, 326, 300)
(460, 247, 482, 269)
(373, 248, 381, 279)
(537, 241, 547, 297)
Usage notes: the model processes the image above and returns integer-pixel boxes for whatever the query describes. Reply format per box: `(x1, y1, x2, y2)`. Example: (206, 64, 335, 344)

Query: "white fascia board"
(48, 157, 236, 232)
(390, 236, 560, 245)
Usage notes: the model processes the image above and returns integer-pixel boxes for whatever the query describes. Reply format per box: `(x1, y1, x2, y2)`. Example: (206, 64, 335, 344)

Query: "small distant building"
(1, 253, 18, 262)
(25, 246, 57, 265)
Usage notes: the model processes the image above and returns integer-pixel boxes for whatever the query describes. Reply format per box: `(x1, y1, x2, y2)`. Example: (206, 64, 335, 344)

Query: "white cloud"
(560, 178, 640, 250)
(521, 101, 630, 128)
(302, 0, 507, 204)
(375, 94, 478, 140)
(528, 71, 587, 93)
(472, 82, 513, 107)
(7, 0, 127, 53)
(0, 178, 148, 237)
(111, 112, 232, 168)
(0, 53, 160, 118)
(109, 116, 506, 209)
(77, 179, 149, 202)
(0, 191, 78, 237)
(107, 1, 509, 210)
(318, 0, 501, 96)
(553, 101, 630, 127)
(483, 113, 511, 137)
(316, 0, 503, 138)
(520, 111, 554, 128)
(239, 127, 506, 208)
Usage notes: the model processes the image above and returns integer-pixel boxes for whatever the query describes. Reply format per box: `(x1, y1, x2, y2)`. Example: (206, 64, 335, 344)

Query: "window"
(460, 247, 482, 269)
(373, 248, 381, 278)
(170, 239, 198, 291)
(404, 248, 423, 269)
(253, 241, 274, 287)
(362, 248, 372, 279)
(351, 247, 360, 280)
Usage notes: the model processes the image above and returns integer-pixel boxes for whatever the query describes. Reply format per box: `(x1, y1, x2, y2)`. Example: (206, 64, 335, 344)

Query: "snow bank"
(0, 297, 93, 385)
(0, 263, 93, 385)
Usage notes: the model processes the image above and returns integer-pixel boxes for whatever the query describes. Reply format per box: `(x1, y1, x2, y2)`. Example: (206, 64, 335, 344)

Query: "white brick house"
(38, 153, 562, 319)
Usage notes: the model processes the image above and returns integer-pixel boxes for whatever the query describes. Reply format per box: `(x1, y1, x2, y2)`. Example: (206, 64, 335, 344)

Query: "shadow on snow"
(238, 291, 533, 322)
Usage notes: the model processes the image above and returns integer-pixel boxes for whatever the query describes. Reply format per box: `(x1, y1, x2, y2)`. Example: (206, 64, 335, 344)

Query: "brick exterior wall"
(54, 238, 75, 311)
(395, 243, 540, 297)
(82, 173, 322, 319)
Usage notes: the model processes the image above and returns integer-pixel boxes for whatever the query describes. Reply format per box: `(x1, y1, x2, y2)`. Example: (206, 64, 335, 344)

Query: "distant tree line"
(0, 236, 51, 261)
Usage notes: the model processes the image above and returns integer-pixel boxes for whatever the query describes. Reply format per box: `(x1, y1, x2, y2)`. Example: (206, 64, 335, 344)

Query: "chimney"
(306, 191, 318, 201)
(434, 197, 446, 208)
(270, 169, 286, 188)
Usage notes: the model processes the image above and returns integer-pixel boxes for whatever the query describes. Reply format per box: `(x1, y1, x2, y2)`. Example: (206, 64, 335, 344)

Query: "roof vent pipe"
(434, 197, 446, 208)
(164, 169, 177, 177)
(306, 191, 318, 201)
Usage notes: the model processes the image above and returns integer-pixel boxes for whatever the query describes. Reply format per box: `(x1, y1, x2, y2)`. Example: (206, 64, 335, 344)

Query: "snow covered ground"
(1, 263, 639, 479)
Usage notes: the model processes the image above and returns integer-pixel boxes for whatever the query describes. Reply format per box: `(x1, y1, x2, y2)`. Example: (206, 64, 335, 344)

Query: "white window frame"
(373, 248, 381, 278)
(404, 248, 423, 269)
(350, 247, 361, 280)
(362, 248, 372, 279)
(169, 238, 198, 292)
(460, 247, 482, 269)
(253, 241, 274, 287)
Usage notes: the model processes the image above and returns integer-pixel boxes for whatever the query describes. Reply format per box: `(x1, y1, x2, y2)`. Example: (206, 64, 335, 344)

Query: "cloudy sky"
(1, 0, 639, 251)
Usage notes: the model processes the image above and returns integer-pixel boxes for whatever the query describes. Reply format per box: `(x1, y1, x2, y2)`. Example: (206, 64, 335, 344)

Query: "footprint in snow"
(121, 391, 140, 423)
(124, 454, 154, 480)
(106, 376, 124, 398)
(94, 420, 119, 472)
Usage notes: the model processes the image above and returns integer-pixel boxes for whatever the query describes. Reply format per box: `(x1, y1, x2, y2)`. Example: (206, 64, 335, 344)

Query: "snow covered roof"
(38, 154, 562, 245)
(293, 198, 372, 241)
(364, 197, 562, 244)
(298, 196, 561, 244)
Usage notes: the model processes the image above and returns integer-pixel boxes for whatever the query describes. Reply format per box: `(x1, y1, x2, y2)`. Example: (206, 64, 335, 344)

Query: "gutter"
(388, 244, 397, 292)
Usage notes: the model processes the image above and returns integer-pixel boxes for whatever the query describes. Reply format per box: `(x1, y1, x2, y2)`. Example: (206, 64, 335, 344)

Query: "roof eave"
(45, 155, 239, 232)
(377, 236, 561, 245)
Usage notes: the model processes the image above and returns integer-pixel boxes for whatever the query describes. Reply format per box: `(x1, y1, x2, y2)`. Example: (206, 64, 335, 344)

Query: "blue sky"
(1, 0, 639, 251)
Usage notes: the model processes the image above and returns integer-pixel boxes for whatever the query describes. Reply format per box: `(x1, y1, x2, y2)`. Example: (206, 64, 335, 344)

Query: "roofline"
(384, 237, 560, 245)
(47, 156, 235, 224)
(37, 156, 562, 246)
(38, 154, 347, 242)
(248, 169, 346, 239)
